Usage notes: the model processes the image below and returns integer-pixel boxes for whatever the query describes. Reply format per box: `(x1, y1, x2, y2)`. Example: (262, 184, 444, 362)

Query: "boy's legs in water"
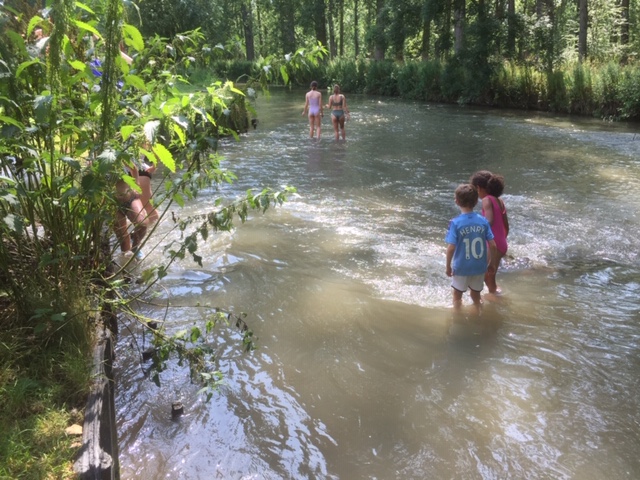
(469, 289, 483, 315)
(452, 288, 463, 311)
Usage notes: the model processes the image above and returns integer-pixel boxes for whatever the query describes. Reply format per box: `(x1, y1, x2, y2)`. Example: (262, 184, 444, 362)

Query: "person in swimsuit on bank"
(470, 170, 510, 296)
(114, 164, 148, 260)
(137, 144, 158, 226)
(327, 84, 350, 140)
(302, 81, 323, 138)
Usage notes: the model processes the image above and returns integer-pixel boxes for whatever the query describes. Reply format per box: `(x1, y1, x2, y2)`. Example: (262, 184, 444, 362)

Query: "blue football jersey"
(445, 212, 494, 276)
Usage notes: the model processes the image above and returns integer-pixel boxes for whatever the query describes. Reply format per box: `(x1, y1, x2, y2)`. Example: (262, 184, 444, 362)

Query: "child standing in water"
(446, 184, 498, 313)
(470, 170, 509, 295)
(302, 81, 323, 138)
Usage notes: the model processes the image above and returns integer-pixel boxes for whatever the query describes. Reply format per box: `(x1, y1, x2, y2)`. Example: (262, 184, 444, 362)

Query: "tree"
(578, 0, 588, 60)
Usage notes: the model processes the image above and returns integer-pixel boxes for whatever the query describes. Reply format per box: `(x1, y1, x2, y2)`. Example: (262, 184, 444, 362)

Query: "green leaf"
(124, 74, 147, 91)
(0, 116, 24, 129)
(75, 2, 96, 14)
(173, 193, 185, 207)
(68, 59, 86, 71)
(26, 16, 44, 38)
(120, 125, 135, 141)
(122, 24, 145, 52)
(73, 19, 101, 39)
(143, 120, 160, 142)
(152, 143, 176, 172)
(280, 65, 289, 85)
(16, 59, 42, 78)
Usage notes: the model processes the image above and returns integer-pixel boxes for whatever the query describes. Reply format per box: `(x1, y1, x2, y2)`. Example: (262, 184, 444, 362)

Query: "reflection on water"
(116, 90, 640, 479)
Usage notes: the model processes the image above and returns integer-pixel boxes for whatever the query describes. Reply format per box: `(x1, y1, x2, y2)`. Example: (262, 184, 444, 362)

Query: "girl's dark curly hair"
(470, 170, 505, 197)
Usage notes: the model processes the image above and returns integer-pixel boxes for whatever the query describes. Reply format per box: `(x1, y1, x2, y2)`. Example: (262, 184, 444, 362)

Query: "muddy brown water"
(115, 90, 640, 479)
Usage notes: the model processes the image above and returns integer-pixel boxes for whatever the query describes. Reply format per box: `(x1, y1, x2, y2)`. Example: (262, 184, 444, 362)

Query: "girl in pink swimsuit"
(302, 81, 323, 138)
(470, 170, 510, 294)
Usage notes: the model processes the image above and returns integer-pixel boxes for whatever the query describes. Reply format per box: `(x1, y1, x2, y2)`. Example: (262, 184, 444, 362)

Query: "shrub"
(365, 60, 399, 96)
(568, 63, 594, 115)
(618, 66, 640, 120)
(592, 62, 621, 119)
(546, 70, 568, 113)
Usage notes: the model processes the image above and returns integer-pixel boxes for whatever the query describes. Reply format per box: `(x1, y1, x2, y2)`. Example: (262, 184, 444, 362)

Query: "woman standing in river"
(327, 84, 350, 140)
(302, 81, 323, 139)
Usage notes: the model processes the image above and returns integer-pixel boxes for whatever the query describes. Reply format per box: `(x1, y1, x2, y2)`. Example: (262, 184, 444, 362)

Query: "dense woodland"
(139, 0, 637, 66)
(129, 0, 640, 118)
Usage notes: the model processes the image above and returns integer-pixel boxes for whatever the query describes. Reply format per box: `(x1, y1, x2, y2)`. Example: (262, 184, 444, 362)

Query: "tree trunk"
(313, 0, 328, 49)
(327, 0, 337, 58)
(578, 0, 587, 60)
(240, 1, 255, 60)
(373, 0, 386, 60)
(338, 0, 344, 56)
(453, 0, 465, 55)
(421, 17, 431, 60)
(507, 0, 515, 57)
(354, 0, 359, 57)
(620, 0, 629, 45)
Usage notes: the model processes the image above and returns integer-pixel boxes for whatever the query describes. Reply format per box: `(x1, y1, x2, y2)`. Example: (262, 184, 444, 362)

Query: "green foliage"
(618, 67, 640, 120)
(592, 62, 622, 119)
(440, 59, 466, 103)
(0, 0, 297, 426)
(546, 70, 569, 113)
(326, 58, 366, 94)
(365, 60, 398, 96)
(568, 62, 594, 115)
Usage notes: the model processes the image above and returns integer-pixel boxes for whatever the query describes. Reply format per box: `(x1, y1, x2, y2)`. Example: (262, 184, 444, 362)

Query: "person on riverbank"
(327, 84, 350, 140)
(137, 147, 158, 226)
(114, 165, 148, 260)
(302, 81, 323, 138)
(470, 170, 509, 295)
(445, 184, 498, 313)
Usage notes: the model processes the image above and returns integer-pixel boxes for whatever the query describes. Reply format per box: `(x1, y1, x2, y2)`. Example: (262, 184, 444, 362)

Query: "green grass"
(0, 299, 91, 479)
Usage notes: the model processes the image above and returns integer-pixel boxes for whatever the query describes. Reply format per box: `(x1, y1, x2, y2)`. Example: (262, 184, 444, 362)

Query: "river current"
(115, 89, 640, 479)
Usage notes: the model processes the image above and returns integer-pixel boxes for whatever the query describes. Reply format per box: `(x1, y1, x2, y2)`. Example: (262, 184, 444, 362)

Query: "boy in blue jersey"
(445, 184, 498, 312)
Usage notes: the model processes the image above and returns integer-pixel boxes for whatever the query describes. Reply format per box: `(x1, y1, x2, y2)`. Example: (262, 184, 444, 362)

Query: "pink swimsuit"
(483, 195, 508, 255)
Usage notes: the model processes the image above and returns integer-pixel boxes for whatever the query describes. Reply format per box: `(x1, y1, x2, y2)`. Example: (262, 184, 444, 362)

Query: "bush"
(397, 61, 421, 100)
(440, 60, 466, 103)
(592, 62, 622, 119)
(618, 66, 640, 120)
(568, 63, 594, 115)
(326, 58, 366, 93)
(365, 60, 399, 96)
(546, 70, 568, 112)
(211, 60, 257, 83)
(419, 60, 444, 102)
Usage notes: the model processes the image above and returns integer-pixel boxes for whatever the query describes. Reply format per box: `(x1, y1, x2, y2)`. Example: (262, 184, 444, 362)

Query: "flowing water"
(115, 89, 640, 479)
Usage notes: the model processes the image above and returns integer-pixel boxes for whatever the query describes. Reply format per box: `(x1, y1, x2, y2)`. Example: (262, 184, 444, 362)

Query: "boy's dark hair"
(455, 184, 478, 209)
(470, 170, 505, 197)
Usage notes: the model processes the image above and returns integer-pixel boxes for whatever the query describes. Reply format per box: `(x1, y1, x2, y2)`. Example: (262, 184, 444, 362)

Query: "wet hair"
(470, 170, 505, 197)
(310, 81, 318, 89)
(455, 184, 478, 209)
(333, 84, 341, 92)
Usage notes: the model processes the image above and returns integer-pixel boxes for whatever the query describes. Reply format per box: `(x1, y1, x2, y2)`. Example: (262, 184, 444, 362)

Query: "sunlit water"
(115, 90, 640, 479)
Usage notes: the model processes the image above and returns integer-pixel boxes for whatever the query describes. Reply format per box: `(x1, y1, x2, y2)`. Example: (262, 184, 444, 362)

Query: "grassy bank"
(0, 294, 92, 478)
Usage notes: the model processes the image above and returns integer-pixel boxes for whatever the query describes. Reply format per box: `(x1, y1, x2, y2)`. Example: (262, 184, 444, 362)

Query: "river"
(115, 89, 640, 479)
